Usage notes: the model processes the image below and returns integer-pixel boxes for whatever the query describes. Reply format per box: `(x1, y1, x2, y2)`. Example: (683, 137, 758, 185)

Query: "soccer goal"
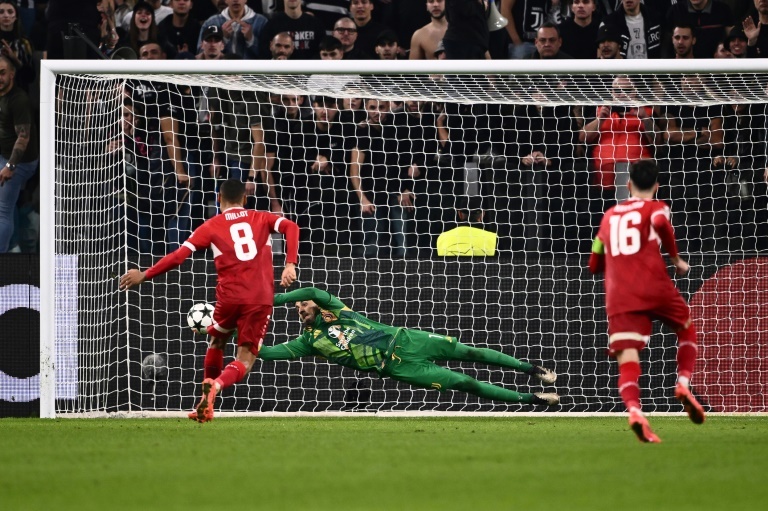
(39, 59, 768, 418)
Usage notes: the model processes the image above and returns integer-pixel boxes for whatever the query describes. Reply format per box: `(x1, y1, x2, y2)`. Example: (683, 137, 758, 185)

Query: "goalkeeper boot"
(531, 392, 560, 406)
(529, 365, 557, 385)
(628, 408, 661, 443)
(675, 383, 706, 425)
(190, 378, 219, 423)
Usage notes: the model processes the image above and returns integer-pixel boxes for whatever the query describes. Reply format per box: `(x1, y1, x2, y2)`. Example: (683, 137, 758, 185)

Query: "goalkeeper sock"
(216, 360, 247, 390)
(676, 323, 698, 382)
(204, 347, 224, 380)
(452, 343, 533, 372)
(618, 361, 642, 411)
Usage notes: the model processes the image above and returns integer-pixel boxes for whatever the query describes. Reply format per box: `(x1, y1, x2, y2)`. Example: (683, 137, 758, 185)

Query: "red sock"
(618, 361, 642, 411)
(215, 360, 247, 390)
(204, 347, 224, 380)
(676, 323, 698, 381)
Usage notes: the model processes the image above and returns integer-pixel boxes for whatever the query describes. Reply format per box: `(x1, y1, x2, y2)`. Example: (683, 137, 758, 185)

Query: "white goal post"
(39, 59, 768, 418)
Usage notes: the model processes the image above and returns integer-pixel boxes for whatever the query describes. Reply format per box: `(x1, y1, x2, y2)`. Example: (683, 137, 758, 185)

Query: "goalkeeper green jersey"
(260, 287, 401, 373)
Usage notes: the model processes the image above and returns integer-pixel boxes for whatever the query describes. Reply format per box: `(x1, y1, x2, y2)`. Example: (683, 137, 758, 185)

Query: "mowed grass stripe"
(1, 417, 766, 511)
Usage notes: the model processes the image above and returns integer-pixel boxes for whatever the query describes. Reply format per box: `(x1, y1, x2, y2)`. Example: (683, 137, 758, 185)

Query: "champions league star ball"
(187, 303, 215, 334)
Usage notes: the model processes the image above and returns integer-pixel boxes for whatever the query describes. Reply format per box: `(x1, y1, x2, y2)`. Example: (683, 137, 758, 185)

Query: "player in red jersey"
(119, 179, 300, 423)
(589, 160, 705, 443)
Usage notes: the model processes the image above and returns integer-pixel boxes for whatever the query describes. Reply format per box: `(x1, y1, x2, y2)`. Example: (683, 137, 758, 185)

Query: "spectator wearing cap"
(601, 0, 662, 59)
(672, 23, 697, 59)
(410, 0, 448, 60)
(558, 0, 602, 60)
(258, 0, 325, 59)
(158, 0, 202, 58)
(596, 24, 622, 59)
(725, 26, 747, 57)
(197, 24, 227, 59)
(198, 0, 268, 59)
(270, 32, 295, 59)
(333, 17, 371, 59)
(374, 30, 399, 60)
(350, 0, 387, 56)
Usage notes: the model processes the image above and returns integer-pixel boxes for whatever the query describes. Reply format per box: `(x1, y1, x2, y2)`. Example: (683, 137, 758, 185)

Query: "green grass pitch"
(1, 416, 766, 511)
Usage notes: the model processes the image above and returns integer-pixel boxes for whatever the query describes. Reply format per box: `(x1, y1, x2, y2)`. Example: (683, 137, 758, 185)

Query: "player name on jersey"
(224, 210, 248, 221)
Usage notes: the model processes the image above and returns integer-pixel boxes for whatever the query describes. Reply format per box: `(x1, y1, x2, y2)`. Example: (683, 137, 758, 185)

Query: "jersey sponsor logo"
(321, 310, 337, 322)
(327, 324, 357, 350)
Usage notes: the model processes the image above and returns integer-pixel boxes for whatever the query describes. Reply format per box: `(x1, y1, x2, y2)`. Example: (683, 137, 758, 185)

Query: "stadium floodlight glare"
(39, 59, 768, 418)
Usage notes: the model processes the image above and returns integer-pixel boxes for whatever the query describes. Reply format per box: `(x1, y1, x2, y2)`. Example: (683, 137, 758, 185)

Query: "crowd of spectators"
(3, 0, 768, 256)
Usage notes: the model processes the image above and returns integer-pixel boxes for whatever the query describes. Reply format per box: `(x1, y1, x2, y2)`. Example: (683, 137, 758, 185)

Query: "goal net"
(41, 60, 768, 417)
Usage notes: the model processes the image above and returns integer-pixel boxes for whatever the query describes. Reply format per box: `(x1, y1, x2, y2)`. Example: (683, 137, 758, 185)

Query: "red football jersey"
(596, 198, 681, 316)
(184, 207, 285, 305)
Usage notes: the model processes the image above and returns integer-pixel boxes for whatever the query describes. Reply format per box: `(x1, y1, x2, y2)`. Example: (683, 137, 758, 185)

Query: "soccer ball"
(187, 302, 214, 334)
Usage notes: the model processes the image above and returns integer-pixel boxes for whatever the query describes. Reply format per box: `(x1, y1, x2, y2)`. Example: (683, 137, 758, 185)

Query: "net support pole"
(39, 63, 56, 418)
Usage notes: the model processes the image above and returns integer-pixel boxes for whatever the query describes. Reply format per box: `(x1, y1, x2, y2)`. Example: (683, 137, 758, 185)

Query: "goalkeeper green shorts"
(382, 329, 466, 392)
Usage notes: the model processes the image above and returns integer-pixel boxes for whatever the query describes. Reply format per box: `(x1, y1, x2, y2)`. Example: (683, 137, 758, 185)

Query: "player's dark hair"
(220, 179, 246, 204)
(629, 160, 659, 191)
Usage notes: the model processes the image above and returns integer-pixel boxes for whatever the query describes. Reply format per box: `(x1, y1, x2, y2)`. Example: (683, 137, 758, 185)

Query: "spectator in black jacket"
(743, 0, 768, 58)
(596, 24, 623, 58)
(530, 23, 573, 59)
(351, 0, 387, 56)
(602, 0, 662, 59)
(259, 0, 326, 59)
(333, 16, 371, 58)
(45, 0, 102, 59)
(665, 0, 733, 59)
(158, 0, 202, 57)
(725, 26, 748, 57)
(444, 0, 489, 59)
(558, 0, 601, 59)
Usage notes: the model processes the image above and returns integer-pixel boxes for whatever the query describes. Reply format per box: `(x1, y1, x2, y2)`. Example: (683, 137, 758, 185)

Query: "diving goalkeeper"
(260, 287, 560, 406)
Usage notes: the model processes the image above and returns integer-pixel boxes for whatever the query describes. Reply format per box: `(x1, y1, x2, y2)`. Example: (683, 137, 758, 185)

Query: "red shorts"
(206, 302, 272, 356)
(607, 292, 690, 357)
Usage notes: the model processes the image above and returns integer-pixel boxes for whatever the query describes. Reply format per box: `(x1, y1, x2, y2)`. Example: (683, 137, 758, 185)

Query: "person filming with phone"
(579, 75, 658, 222)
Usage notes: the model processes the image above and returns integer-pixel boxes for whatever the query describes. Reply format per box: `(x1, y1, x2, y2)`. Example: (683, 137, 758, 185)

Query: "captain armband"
(591, 237, 605, 255)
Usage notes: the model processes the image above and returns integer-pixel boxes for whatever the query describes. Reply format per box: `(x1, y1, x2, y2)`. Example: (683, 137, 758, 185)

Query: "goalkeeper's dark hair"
(220, 179, 246, 204)
(629, 159, 660, 191)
